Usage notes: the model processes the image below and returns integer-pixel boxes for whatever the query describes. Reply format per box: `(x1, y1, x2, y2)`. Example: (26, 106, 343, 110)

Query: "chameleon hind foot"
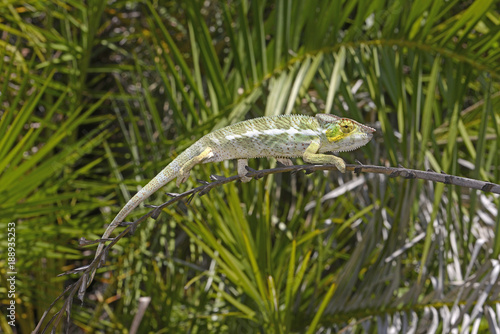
(237, 159, 252, 183)
(176, 170, 191, 187)
(276, 158, 293, 166)
(176, 147, 214, 187)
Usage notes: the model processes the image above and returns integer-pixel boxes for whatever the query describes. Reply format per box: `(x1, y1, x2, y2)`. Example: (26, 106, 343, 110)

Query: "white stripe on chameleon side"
(225, 127, 321, 141)
(291, 129, 319, 136)
(241, 129, 263, 137)
(225, 134, 243, 140)
(286, 127, 299, 135)
(262, 129, 286, 136)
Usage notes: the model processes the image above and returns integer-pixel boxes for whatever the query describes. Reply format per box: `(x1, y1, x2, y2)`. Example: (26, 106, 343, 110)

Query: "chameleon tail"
(87, 142, 206, 286)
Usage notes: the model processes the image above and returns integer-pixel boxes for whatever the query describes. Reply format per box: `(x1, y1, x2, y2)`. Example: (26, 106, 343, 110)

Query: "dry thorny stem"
(33, 162, 500, 333)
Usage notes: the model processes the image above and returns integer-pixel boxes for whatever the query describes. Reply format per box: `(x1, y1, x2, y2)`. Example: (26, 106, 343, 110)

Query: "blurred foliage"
(1, 0, 500, 333)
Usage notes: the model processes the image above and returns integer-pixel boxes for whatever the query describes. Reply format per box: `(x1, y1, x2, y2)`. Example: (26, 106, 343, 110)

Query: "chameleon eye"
(326, 120, 356, 142)
(339, 120, 354, 133)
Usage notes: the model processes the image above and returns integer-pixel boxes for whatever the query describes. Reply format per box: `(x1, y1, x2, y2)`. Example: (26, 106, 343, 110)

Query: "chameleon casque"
(89, 113, 375, 283)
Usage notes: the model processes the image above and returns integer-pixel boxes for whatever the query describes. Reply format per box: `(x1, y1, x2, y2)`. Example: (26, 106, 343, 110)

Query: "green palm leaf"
(2, 0, 499, 333)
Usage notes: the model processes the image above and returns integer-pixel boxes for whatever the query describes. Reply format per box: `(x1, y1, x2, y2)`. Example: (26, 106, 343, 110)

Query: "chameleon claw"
(336, 160, 346, 173)
(239, 175, 252, 183)
(240, 165, 256, 182)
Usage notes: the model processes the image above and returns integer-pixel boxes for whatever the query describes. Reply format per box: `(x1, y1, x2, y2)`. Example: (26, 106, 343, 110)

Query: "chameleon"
(88, 113, 375, 284)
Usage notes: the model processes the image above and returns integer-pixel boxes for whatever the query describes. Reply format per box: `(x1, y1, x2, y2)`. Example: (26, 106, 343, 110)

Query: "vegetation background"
(1, 0, 500, 333)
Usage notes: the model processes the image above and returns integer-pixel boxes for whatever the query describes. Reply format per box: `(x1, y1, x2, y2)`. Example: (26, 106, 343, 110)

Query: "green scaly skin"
(89, 113, 375, 285)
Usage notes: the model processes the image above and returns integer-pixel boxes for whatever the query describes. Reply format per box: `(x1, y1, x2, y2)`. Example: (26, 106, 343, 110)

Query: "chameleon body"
(90, 113, 374, 283)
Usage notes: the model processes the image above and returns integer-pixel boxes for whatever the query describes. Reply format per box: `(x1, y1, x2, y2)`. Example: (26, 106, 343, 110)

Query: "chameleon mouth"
(337, 145, 369, 152)
(361, 125, 376, 133)
(335, 132, 374, 152)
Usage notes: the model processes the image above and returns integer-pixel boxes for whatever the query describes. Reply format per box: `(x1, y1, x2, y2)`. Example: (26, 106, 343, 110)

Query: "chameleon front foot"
(303, 138, 346, 173)
(331, 157, 346, 173)
(304, 155, 346, 173)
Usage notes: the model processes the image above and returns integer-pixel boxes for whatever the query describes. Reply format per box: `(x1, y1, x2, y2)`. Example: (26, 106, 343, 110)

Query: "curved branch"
(242, 163, 500, 194)
(33, 163, 500, 333)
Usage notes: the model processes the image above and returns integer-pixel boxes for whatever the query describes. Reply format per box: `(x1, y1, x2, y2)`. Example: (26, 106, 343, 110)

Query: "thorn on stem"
(151, 208, 162, 219)
(304, 168, 315, 175)
(403, 171, 416, 179)
(210, 174, 226, 181)
(79, 237, 93, 246)
(389, 171, 399, 178)
(186, 193, 196, 204)
(199, 186, 213, 196)
(482, 183, 494, 192)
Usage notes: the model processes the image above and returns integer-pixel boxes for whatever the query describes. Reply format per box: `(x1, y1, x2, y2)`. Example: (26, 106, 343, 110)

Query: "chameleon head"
(316, 114, 375, 153)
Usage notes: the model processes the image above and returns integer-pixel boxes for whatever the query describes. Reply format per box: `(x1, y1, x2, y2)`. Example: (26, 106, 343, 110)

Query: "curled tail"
(88, 141, 207, 286)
